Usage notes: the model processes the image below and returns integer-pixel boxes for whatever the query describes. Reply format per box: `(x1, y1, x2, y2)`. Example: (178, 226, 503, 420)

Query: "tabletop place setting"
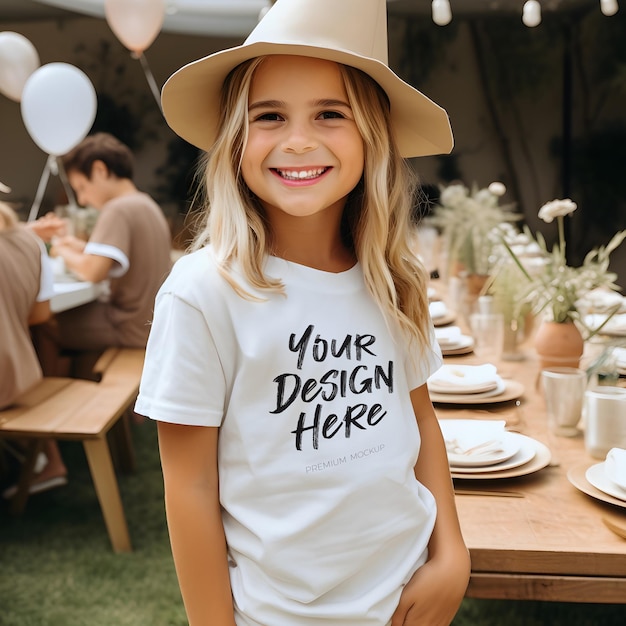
(568, 447, 626, 511)
(434, 326, 475, 356)
(428, 299, 457, 327)
(439, 418, 552, 481)
(427, 363, 525, 404)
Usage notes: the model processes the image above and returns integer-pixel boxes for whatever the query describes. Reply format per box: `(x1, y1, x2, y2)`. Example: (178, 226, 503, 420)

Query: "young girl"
(135, 1, 470, 624)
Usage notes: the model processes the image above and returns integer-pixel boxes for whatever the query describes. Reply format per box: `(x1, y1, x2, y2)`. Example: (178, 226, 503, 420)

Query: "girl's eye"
(319, 111, 345, 120)
(255, 112, 283, 122)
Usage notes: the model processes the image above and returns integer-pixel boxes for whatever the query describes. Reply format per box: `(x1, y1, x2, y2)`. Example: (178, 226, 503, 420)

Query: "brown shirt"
(82, 192, 172, 347)
(0, 226, 45, 408)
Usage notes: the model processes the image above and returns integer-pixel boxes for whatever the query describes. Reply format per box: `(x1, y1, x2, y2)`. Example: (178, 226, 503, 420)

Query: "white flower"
(488, 182, 506, 196)
(474, 189, 495, 205)
(524, 241, 543, 256)
(538, 198, 577, 223)
(439, 184, 467, 207)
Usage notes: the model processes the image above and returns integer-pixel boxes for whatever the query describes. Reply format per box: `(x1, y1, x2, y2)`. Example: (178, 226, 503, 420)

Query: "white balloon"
(0, 31, 40, 102)
(20, 63, 97, 156)
(104, 0, 165, 54)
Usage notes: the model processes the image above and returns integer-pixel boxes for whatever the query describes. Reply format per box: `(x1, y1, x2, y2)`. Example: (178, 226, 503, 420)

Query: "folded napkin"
(428, 364, 500, 394)
(605, 448, 626, 490)
(578, 288, 626, 313)
(585, 313, 626, 335)
(429, 301, 448, 320)
(612, 347, 626, 369)
(440, 420, 507, 457)
(434, 326, 462, 347)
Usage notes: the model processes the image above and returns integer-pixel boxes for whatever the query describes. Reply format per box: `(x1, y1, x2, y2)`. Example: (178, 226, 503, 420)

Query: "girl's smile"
(271, 167, 331, 185)
(241, 55, 364, 221)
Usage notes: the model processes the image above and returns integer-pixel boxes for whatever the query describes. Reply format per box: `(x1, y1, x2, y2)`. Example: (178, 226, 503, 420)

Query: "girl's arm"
(157, 422, 236, 626)
(392, 383, 471, 626)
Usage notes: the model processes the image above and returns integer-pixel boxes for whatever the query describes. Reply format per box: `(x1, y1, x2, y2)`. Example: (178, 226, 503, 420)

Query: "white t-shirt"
(136, 247, 442, 626)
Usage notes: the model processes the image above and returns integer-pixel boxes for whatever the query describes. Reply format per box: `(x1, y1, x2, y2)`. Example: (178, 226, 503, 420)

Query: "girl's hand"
(390, 545, 470, 626)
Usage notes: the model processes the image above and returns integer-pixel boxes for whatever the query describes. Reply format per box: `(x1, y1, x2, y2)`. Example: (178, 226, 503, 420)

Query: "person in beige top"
(0, 200, 67, 496)
(32, 133, 173, 376)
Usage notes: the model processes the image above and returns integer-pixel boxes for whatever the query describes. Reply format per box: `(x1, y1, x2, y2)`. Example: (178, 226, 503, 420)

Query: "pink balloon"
(0, 31, 40, 102)
(104, 0, 165, 54)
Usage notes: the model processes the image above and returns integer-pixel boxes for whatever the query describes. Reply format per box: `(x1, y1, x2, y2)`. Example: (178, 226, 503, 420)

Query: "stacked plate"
(435, 325, 474, 356)
(427, 364, 525, 404)
(440, 419, 552, 479)
(429, 301, 456, 327)
(568, 448, 626, 508)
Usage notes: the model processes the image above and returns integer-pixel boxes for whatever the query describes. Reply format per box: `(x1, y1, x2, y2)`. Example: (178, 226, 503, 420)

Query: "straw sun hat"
(161, 0, 453, 158)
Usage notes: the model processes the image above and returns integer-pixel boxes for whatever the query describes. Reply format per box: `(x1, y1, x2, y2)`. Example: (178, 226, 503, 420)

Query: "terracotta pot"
(533, 320, 584, 370)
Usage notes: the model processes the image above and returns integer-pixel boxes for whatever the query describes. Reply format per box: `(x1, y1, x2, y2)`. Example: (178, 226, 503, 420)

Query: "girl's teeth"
(277, 168, 326, 180)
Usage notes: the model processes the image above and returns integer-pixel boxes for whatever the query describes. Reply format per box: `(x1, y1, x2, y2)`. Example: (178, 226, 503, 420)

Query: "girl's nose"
(282, 122, 317, 154)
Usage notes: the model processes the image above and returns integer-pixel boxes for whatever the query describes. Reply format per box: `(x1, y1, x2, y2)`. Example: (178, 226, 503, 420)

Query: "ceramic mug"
(541, 367, 587, 437)
(584, 386, 626, 459)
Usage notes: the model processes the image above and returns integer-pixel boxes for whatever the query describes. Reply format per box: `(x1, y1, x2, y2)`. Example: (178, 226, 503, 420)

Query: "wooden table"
(437, 331, 626, 603)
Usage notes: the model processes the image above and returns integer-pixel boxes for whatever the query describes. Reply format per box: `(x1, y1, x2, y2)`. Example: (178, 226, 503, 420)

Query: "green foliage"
(0, 422, 187, 626)
(502, 208, 626, 334)
(428, 182, 520, 275)
(73, 40, 162, 151)
(473, 14, 562, 100)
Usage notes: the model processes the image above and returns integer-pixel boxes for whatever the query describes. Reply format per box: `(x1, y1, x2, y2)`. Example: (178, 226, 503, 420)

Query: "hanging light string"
(432, 0, 452, 26)
(430, 1, 619, 27)
(600, 0, 619, 16)
(522, 0, 541, 27)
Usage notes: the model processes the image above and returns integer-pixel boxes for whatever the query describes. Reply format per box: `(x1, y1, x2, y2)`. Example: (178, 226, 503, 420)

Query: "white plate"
(440, 335, 474, 351)
(447, 431, 521, 468)
(567, 464, 626, 509)
(433, 312, 457, 327)
(429, 379, 525, 405)
(585, 462, 626, 502)
(449, 433, 535, 473)
(451, 436, 551, 479)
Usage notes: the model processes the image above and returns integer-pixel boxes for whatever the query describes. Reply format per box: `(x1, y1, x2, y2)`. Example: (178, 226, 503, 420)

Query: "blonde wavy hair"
(190, 56, 431, 351)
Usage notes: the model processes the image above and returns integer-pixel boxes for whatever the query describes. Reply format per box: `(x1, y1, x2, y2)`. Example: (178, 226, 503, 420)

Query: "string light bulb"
(522, 0, 542, 27)
(432, 0, 452, 26)
(600, 0, 619, 16)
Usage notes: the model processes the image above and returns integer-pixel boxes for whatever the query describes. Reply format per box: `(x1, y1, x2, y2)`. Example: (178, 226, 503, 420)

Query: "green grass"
(1, 422, 624, 625)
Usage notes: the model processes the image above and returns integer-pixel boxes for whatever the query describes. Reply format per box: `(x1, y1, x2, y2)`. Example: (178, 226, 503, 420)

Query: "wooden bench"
(0, 347, 145, 553)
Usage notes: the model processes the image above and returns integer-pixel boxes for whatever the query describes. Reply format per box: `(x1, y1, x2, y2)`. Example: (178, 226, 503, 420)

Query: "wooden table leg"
(83, 438, 132, 553)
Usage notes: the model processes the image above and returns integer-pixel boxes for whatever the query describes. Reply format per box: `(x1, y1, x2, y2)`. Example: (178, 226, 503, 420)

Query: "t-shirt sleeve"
(85, 205, 130, 277)
(405, 322, 443, 391)
(134, 290, 226, 427)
